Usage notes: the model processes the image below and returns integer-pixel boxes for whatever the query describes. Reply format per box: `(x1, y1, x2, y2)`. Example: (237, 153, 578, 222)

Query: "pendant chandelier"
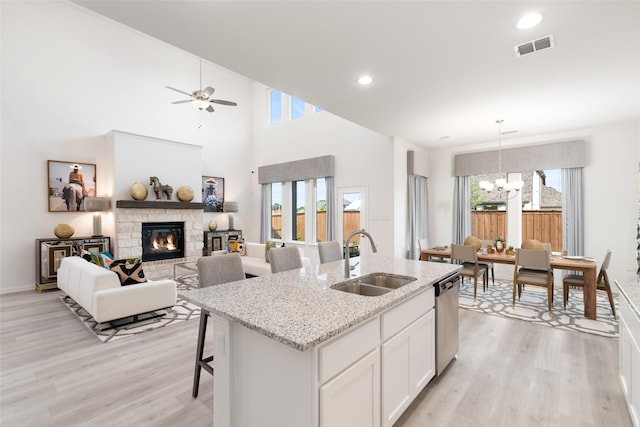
(479, 119, 524, 200)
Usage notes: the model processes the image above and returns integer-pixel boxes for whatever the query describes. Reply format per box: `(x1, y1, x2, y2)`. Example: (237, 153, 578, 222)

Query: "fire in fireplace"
(141, 222, 185, 262)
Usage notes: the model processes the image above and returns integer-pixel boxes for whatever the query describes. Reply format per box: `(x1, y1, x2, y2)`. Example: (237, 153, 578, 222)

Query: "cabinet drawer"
(320, 317, 380, 384)
(382, 288, 434, 341)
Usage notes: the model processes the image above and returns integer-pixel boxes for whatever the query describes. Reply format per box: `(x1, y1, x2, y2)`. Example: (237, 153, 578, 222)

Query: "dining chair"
(318, 241, 343, 264)
(465, 236, 494, 285)
(269, 246, 303, 273)
(562, 250, 615, 318)
(451, 244, 487, 300)
(513, 248, 553, 311)
(193, 253, 246, 398)
(418, 238, 447, 263)
(521, 239, 544, 250)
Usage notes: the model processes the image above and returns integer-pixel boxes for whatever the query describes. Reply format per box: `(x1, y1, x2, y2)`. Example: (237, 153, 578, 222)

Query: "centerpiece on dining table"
(495, 237, 506, 254)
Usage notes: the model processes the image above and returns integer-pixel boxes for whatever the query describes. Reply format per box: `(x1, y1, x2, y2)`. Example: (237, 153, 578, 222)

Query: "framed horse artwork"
(202, 176, 224, 212)
(48, 160, 96, 212)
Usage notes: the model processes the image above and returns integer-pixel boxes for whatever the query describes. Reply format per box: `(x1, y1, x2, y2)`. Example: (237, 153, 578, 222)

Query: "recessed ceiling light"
(358, 75, 373, 85)
(517, 13, 543, 29)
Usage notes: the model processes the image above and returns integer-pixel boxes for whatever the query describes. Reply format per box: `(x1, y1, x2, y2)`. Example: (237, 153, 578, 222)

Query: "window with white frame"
(268, 89, 322, 126)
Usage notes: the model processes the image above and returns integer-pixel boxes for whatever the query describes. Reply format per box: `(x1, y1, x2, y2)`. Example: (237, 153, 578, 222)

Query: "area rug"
(60, 281, 200, 343)
(458, 279, 619, 339)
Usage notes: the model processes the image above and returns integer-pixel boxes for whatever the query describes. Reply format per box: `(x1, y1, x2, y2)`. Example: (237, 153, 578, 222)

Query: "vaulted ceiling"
(74, 1, 640, 147)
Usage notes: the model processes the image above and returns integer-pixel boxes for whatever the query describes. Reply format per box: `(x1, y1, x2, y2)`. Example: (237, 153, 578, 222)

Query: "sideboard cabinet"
(203, 230, 242, 255)
(35, 236, 111, 292)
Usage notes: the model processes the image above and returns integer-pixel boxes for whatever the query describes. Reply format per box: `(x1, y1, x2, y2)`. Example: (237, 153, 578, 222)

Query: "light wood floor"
(0, 289, 632, 427)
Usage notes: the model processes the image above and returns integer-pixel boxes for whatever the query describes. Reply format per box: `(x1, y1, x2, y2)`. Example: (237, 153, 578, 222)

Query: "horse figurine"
(149, 176, 173, 200)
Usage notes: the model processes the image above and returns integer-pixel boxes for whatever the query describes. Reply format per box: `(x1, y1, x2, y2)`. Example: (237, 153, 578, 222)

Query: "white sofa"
(57, 256, 177, 324)
(240, 242, 310, 276)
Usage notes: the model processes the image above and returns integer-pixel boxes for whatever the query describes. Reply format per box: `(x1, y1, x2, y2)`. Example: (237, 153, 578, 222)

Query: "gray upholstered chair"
(193, 253, 246, 398)
(269, 246, 303, 273)
(451, 244, 487, 300)
(513, 248, 553, 311)
(563, 250, 615, 318)
(318, 241, 343, 264)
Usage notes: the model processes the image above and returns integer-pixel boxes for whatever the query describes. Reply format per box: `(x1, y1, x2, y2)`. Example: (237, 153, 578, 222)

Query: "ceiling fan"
(166, 59, 237, 113)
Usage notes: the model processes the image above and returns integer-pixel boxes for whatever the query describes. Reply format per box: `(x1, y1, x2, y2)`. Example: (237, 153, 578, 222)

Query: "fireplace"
(141, 222, 185, 262)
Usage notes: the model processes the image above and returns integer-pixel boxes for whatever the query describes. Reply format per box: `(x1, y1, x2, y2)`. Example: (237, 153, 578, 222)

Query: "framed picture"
(47, 244, 72, 278)
(48, 160, 96, 212)
(202, 176, 224, 212)
(82, 242, 105, 254)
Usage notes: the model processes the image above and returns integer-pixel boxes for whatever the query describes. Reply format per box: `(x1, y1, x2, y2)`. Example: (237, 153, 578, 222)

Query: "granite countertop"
(616, 279, 640, 316)
(179, 256, 460, 351)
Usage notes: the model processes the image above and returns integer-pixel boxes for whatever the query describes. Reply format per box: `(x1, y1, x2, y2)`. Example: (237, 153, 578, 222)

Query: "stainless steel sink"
(331, 282, 392, 296)
(356, 272, 417, 289)
(330, 272, 417, 296)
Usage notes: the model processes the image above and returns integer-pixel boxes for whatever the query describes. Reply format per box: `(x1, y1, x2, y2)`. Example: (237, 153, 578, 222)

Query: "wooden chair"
(318, 241, 343, 264)
(513, 248, 553, 311)
(451, 244, 487, 300)
(269, 246, 303, 273)
(193, 253, 246, 398)
(419, 238, 447, 263)
(465, 236, 494, 285)
(563, 250, 615, 318)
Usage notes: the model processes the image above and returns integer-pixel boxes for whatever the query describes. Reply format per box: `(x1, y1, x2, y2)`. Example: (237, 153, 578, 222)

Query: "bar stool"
(193, 253, 246, 398)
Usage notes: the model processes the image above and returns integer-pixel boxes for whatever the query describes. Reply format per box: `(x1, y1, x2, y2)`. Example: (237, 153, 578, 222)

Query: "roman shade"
(258, 155, 335, 184)
(453, 140, 586, 177)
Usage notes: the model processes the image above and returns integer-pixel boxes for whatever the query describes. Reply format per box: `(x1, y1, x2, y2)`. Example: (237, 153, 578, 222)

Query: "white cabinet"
(320, 348, 381, 427)
(620, 292, 640, 426)
(381, 289, 436, 427)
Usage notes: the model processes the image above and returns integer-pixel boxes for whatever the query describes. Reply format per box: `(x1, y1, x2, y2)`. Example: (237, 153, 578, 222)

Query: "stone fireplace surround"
(115, 201, 204, 279)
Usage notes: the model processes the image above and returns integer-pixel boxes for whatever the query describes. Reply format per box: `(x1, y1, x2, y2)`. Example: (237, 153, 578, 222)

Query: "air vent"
(514, 34, 555, 57)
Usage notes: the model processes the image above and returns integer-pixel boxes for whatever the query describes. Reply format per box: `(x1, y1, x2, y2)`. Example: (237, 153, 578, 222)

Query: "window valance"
(258, 155, 335, 184)
(453, 139, 586, 177)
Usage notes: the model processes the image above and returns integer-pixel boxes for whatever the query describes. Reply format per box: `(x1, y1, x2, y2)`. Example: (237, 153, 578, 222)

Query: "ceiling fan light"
(192, 99, 209, 110)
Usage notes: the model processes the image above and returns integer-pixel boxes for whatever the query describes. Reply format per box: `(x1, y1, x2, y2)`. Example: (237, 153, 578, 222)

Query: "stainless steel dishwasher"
(435, 272, 460, 376)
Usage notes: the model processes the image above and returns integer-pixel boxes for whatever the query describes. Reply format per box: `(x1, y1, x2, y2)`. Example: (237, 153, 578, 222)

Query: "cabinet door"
(382, 310, 435, 427)
(320, 349, 380, 427)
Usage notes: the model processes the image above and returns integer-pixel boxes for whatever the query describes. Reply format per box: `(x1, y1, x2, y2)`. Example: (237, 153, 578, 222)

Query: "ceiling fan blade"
(211, 99, 237, 106)
(171, 100, 192, 104)
(166, 86, 193, 97)
(202, 87, 215, 98)
(206, 105, 215, 113)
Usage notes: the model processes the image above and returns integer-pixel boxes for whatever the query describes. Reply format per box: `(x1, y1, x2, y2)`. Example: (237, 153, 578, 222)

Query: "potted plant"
(506, 245, 515, 256)
(487, 244, 495, 254)
(495, 237, 505, 254)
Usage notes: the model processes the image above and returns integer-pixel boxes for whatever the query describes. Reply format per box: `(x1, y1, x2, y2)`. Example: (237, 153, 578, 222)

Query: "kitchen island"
(180, 256, 460, 427)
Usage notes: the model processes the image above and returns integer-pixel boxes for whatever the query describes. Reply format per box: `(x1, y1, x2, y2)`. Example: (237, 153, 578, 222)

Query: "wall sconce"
(224, 202, 238, 230)
(84, 197, 111, 237)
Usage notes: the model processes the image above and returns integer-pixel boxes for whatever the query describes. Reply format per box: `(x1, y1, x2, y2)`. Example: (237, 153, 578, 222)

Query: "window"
(268, 88, 323, 126)
(290, 96, 305, 120)
(316, 178, 328, 242)
(292, 181, 305, 240)
(270, 90, 282, 126)
(271, 182, 282, 239)
(471, 169, 563, 251)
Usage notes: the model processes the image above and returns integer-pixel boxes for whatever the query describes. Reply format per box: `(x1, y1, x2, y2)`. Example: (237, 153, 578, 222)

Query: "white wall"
(428, 121, 640, 283)
(249, 83, 396, 261)
(1, 2, 253, 292)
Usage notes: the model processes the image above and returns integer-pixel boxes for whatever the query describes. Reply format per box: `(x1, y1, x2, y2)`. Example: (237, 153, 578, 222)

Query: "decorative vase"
(54, 224, 74, 239)
(176, 186, 194, 202)
(496, 240, 504, 254)
(130, 182, 148, 201)
(208, 220, 217, 231)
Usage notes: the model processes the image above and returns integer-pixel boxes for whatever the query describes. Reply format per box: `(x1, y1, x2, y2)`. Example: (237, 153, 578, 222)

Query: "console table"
(35, 236, 111, 292)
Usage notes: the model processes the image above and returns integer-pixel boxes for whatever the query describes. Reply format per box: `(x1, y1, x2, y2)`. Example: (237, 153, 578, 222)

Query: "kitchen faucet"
(344, 229, 378, 278)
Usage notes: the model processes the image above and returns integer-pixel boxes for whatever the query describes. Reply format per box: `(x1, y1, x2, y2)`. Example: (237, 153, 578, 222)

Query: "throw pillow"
(109, 257, 147, 286)
(227, 240, 239, 253)
(237, 239, 246, 256)
(265, 241, 277, 263)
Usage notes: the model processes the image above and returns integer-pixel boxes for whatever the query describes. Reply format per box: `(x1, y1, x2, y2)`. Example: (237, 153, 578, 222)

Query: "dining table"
(420, 247, 599, 320)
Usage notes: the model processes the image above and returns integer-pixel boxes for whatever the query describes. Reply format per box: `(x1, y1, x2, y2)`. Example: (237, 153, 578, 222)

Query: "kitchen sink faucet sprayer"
(344, 229, 377, 278)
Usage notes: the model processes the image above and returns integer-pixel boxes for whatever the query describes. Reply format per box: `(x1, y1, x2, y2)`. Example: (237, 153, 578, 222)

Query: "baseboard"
(1, 283, 37, 294)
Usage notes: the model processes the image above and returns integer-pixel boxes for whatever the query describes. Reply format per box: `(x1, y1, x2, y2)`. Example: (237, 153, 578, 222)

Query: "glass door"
(337, 186, 368, 257)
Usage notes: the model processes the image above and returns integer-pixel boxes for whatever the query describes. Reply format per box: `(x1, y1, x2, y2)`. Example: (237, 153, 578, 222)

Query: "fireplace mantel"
(116, 200, 204, 209)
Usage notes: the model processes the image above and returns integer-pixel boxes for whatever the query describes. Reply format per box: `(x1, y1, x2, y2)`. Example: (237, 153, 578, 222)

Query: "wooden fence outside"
(472, 210, 563, 251)
(271, 211, 361, 242)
